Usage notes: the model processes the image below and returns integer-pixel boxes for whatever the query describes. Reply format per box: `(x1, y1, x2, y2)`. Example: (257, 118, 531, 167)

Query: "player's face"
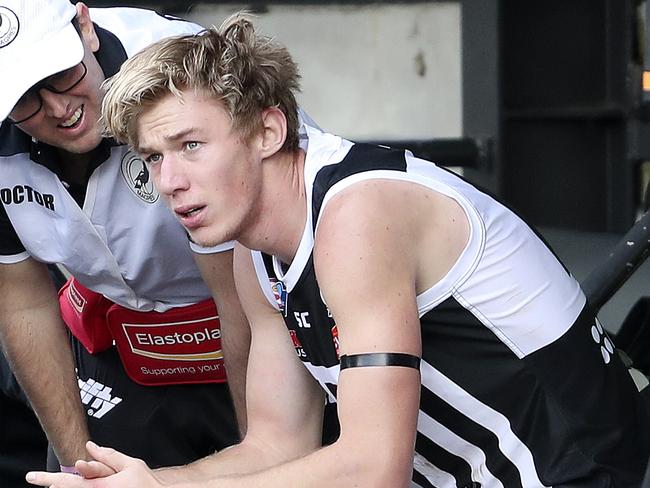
(12, 28, 106, 155)
(137, 90, 263, 247)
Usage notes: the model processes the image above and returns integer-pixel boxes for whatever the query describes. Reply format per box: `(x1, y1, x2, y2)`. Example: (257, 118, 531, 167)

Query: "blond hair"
(101, 14, 301, 151)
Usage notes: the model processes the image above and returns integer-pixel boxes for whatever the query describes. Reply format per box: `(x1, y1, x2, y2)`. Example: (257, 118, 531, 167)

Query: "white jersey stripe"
(409, 481, 428, 488)
(420, 360, 549, 488)
(303, 361, 339, 402)
(418, 410, 504, 488)
(409, 482, 427, 488)
(413, 451, 457, 487)
(250, 250, 281, 311)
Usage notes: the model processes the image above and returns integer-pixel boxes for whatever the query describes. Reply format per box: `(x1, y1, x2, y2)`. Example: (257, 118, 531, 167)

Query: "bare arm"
(170, 185, 424, 487)
(158, 245, 325, 481)
(194, 250, 250, 437)
(0, 258, 89, 465)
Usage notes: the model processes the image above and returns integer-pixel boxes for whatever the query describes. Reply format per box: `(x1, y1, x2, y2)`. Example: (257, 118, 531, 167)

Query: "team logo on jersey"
(0, 7, 19, 48)
(270, 279, 287, 313)
(120, 151, 159, 204)
(590, 317, 615, 364)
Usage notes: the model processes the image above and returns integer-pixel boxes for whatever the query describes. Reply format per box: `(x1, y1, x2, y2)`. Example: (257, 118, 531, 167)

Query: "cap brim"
(0, 22, 84, 121)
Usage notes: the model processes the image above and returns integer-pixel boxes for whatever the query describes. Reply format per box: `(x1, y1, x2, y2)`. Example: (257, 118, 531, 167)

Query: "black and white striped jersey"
(252, 125, 650, 487)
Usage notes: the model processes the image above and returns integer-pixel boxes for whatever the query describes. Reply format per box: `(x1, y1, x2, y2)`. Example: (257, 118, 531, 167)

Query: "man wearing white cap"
(0, 0, 247, 478)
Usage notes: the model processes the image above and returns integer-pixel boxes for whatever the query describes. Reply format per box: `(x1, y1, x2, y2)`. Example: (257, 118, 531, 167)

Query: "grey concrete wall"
(183, 2, 462, 141)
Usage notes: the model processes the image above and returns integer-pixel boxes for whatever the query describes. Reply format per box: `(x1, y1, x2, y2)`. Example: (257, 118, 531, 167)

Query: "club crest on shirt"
(270, 279, 287, 313)
(120, 151, 159, 203)
(0, 7, 19, 48)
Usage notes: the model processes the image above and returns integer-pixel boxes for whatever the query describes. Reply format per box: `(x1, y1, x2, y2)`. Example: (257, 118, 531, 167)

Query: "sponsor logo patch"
(289, 329, 307, 358)
(123, 317, 223, 362)
(67, 280, 86, 313)
(107, 300, 226, 385)
(120, 151, 159, 203)
(289, 329, 303, 348)
(0, 7, 19, 48)
(331, 324, 340, 359)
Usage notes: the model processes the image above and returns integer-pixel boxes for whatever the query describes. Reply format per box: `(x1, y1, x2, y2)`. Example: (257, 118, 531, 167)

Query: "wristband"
(60, 465, 80, 475)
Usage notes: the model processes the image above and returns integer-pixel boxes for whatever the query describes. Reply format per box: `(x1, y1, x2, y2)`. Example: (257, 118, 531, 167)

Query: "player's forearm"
(167, 438, 410, 488)
(155, 438, 283, 483)
(220, 307, 250, 437)
(0, 292, 89, 465)
(194, 250, 251, 436)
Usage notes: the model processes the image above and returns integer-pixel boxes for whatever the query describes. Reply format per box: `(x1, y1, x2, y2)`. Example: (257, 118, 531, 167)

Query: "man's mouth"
(175, 205, 206, 230)
(60, 106, 83, 129)
(178, 206, 204, 218)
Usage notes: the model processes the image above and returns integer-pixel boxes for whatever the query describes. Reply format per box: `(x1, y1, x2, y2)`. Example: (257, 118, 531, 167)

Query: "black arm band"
(339, 353, 421, 371)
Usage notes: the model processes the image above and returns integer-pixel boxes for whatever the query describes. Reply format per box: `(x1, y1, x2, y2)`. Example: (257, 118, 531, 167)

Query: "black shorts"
(0, 353, 47, 486)
(71, 336, 240, 468)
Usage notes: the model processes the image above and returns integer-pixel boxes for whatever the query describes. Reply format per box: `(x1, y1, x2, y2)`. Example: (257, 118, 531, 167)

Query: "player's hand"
(26, 441, 162, 487)
(75, 458, 117, 479)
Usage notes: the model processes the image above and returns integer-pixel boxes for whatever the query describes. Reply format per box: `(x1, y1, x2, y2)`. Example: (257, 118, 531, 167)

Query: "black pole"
(581, 210, 650, 312)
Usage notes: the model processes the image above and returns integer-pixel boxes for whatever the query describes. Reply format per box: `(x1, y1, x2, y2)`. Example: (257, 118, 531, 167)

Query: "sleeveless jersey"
(0, 8, 231, 312)
(253, 125, 650, 487)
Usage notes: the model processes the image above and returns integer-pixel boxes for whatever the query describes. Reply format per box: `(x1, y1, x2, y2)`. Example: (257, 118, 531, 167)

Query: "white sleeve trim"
(0, 251, 30, 264)
(190, 240, 236, 254)
(251, 251, 281, 311)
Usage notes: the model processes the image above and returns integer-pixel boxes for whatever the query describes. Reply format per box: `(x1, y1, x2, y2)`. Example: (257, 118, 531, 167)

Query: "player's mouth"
(175, 205, 206, 228)
(58, 105, 84, 129)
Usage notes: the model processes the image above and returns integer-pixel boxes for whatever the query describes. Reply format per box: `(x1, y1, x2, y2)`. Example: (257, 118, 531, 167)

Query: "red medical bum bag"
(58, 277, 227, 386)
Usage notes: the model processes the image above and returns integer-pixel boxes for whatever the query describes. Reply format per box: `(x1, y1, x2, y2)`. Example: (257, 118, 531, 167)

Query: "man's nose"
(39, 89, 70, 119)
(156, 157, 190, 197)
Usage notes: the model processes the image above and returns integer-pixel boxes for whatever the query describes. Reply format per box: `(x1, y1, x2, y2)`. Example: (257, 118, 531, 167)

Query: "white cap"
(0, 0, 84, 121)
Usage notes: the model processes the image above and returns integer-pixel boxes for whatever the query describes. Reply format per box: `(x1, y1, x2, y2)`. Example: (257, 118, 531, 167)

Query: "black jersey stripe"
(419, 386, 523, 488)
(411, 466, 438, 488)
(419, 357, 546, 486)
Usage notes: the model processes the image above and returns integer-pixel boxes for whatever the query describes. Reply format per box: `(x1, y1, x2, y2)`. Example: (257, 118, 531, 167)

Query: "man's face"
(137, 90, 263, 247)
(12, 30, 106, 154)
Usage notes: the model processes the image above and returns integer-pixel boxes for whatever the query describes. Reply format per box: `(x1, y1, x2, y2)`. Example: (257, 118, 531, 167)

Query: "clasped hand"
(26, 441, 162, 487)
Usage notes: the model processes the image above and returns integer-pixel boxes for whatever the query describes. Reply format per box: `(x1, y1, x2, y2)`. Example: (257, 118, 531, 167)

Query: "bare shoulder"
(315, 178, 470, 295)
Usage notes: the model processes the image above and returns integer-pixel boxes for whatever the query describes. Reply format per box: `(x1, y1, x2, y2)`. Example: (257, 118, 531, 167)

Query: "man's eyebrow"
(137, 128, 200, 154)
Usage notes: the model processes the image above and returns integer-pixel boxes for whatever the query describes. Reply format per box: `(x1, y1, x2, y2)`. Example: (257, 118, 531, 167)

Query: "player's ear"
(75, 2, 100, 53)
(259, 107, 287, 159)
